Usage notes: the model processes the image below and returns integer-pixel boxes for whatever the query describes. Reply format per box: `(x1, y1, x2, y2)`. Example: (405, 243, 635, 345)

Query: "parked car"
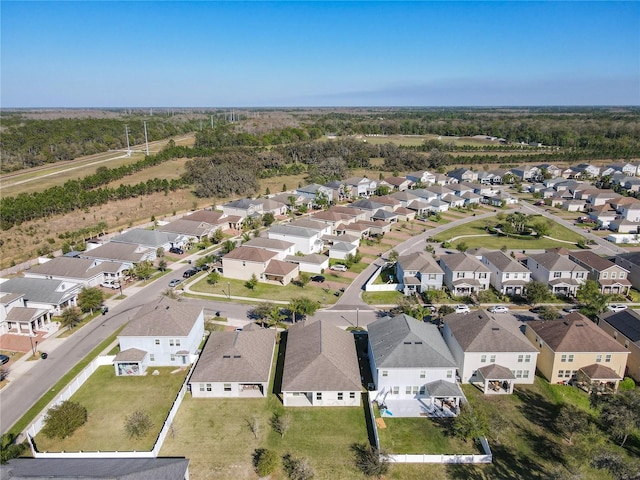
(183, 269, 197, 278)
(607, 304, 628, 313)
(562, 306, 580, 313)
(488, 305, 510, 314)
(454, 305, 471, 314)
(168, 279, 181, 287)
(0, 354, 9, 365)
(169, 247, 184, 255)
(425, 304, 437, 314)
(330, 264, 347, 272)
(310, 275, 325, 282)
(100, 280, 120, 289)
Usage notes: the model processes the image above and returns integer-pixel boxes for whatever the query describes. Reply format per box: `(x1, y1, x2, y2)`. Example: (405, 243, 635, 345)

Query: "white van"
(330, 264, 347, 272)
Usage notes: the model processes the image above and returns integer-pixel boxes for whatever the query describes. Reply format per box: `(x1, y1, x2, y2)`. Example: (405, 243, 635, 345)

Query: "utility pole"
(124, 124, 131, 157)
(211, 115, 214, 128)
(143, 121, 149, 156)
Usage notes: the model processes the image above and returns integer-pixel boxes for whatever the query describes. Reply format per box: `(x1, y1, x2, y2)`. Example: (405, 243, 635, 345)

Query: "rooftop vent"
(492, 327, 500, 331)
(233, 355, 241, 358)
(223, 355, 231, 358)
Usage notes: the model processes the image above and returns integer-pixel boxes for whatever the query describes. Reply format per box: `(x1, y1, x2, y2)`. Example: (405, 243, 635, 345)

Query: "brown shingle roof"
(569, 250, 622, 272)
(265, 259, 298, 276)
(120, 297, 202, 337)
(224, 246, 278, 263)
(578, 363, 621, 380)
(527, 313, 628, 353)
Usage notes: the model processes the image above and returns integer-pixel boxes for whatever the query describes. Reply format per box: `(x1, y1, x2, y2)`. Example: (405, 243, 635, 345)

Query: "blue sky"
(2, 1, 639, 107)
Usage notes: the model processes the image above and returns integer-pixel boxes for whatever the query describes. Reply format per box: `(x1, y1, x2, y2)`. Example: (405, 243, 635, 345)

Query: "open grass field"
(34, 366, 188, 452)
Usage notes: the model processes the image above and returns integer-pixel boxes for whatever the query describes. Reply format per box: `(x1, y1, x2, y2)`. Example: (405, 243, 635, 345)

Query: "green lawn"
(34, 366, 188, 452)
(362, 290, 403, 305)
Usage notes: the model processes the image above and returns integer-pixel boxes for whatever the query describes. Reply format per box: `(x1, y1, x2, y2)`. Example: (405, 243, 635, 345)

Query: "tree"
(253, 448, 278, 477)
(157, 258, 167, 271)
(266, 305, 286, 328)
(77, 286, 104, 314)
(124, 410, 153, 438)
(156, 247, 165, 258)
(576, 280, 609, 316)
(537, 305, 560, 320)
(456, 241, 468, 252)
(297, 272, 310, 288)
(453, 406, 488, 442)
(1, 433, 27, 464)
(556, 405, 590, 445)
(282, 453, 315, 480)
(599, 390, 640, 447)
(222, 239, 236, 254)
(387, 250, 399, 263)
(207, 270, 221, 285)
(245, 274, 258, 290)
(133, 260, 155, 282)
(591, 449, 640, 480)
(245, 415, 261, 440)
(59, 306, 82, 330)
(211, 228, 224, 244)
(288, 297, 320, 322)
(42, 400, 88, 439)
(350, 442, 390, 478)
(531, 218, 551, 238)
(526, 281, 551, 306)
(271, 412, 292, 437)
(262, 211, 275, 227)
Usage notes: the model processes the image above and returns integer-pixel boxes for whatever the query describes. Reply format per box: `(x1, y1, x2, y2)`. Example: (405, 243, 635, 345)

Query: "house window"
(420, 371, 425, 379)
(561, 355, 567, 362)
(206, 383, 212, 392)
(602, 272, 608, 279)
(596, 354, 602, 362)
(490, 355, 496, 363)
(392, 386, 399, 395)
(481, 355, 487, 363)
(605, 355, 612, 363)
(382, 370, 388, 377)
(518, 355, 524, 363)
(316, 393, 322, 400)
(558, 370, 564, 378)
(613, 331, 618, 339)
(170, 354, 176, 362)
(568, 355, 574, 362)
(338, 392, 344, 400)
(447, 370, 453, 378)
(169, 340, 175, 347)
(428, 274, 437, 280)
(505, 273, 510, 279)
(516, 370, 523, 378)
(479, 273, 487, 279)
(619, 273, 625, 279)
(611, 272, 616, 279)
(419, 386, 426, 395)
(576, 272, 584, 278)
(523, 370, 530, 379)
(457, 272, 464, 278)
(199, 384, 204, 392)
(149, 354, 155, 361)
(175, 339, 181, 347)
(242, 261, 246, 267)
(553, 272, 561, 278)
(405, 386, 412, 394)
(625, 340, 629, 348)
(350, 392, 356, 399)
(224, 384, 231, 392)
(155, 339, 160, 345)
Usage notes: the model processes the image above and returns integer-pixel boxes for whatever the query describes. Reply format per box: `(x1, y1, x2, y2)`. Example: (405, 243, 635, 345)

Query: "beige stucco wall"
(222, 258, 266, 281)
(598, 321, 640, 382)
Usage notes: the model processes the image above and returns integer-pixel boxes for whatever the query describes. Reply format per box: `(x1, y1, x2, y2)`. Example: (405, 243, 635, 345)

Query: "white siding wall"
(376, 367, 454, 397)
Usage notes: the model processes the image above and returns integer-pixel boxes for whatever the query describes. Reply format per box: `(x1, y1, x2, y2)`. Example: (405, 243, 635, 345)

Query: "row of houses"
(395, 248, 631, 298)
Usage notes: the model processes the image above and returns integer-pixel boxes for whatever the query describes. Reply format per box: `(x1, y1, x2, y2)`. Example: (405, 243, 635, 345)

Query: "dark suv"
(183, 268, 197, 278)
(169, 247, 184, 255)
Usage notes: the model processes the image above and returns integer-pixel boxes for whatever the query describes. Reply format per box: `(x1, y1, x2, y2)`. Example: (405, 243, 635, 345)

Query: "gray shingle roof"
(120, 297, 202, 337)
(424, 379, 464, 397)
(368, 314, 456, 369)
(28, 257, 123, 279)
(244, 237, 294, 251)
(527, 252, 588, 273)
(444, 310, 537, 353)
(0, 458, 189, 479)
(0, 278, 81, 305)
(157, 219, 209, 236)
(397, 252, 443, 274)
(190, 329, 276, 383)
(282, 321, 361, 392)
(268, 224, 318, 238)
(110, 229, 180, 247)
(439, 252, 491, 273)
(80, 243, 151, 263)
(482, 250, 530, 273)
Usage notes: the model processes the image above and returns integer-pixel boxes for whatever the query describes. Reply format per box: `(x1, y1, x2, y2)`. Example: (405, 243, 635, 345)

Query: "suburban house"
(281, 320, 361, 407)
(343, 176, 377, 198)
(395, 252, 445, 295)
(157, 218, 213, 242)
(603, 163, 638, 177)
(296, 183, 335, 204)
(612, 252, 640, 290)
(79, 242, 155, 266)
(221, 198, 264, 220)
(266, 224, 324, 255)
(329, 241, 358, 261)
(405, 170, 436, 186)
(537, 164, 562, 178)
(480, 250, 531, 296)
(0, 277, 81, 317)
(222, 246, 299, 285)
(573, 163, 601, 179)
(0, 458, 190, 480)
(567, 250, 631, 296)
(283, 253, 329, 274)
(524, 313, 629, 392)
(442, 310, 539, 394)
(349, 199, 387, 221)
(289, 218, 332, 238)
(328, 205, 368, 222)
(0, 291, 52, 337)
(598, 309, 640, 382)
(448, 168, 478, 183)
(189, 326, 277, 397)
(525, 252, 588, 296)
(114, 297, 204, 376)
(511, 166, 541, 182)
(243, 238, 296, 260)
(23, 257, 127, 288)
(439, 253, 491, 296)
(110, 228, 185, 252)
(311, 210, 356, 230)
(270, 192, 313, 211)
(389, 191, 420, 208)
(367, 314, 462, 417)
(382, 176, 413, 191)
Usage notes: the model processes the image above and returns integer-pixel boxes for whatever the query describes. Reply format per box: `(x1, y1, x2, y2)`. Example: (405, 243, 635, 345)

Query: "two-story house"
(439, 253, 491, 296)
(295, 183, 335, 205)
(525, 313, 629, 391)
(24, 257, 127, 289)
(343, 176, 377, 198)
(525, 252, 588, 296)
(598, 309, 640, 382)
(395, 252, 445, 295)
(114, 297, 204, 376)
(368, 314, 462, 416)
(480, 250, 531, 296)
(568, 250, 631, 296)
(266, 224, 324, 255)
(443, 310, 539, 394)
(222, 246, 299, 285)
(243, 238, 296, 260)
(221, 198, 264, 220)
(405, 170, 436, 186)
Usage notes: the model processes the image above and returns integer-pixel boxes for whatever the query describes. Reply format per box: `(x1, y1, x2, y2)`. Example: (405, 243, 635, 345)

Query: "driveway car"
(0, 354, 9, 365)
(607, 304, 628, 313)
(183, 269, 197, 278)
(488, 305, 509, 314)
(169, 247, 184, 255)
(330, 264, 347, 272)
(310, 275, 325, 282)
(168, 279, 181, 287)
(454, 305, 471, 314)
(562, 306, 580, 313)
(100, 280, 120, 289)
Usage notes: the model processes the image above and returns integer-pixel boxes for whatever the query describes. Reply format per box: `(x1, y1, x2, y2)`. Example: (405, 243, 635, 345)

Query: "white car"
(330, 264, 347, 272)
(607, 304, 628, 313)
(488, 305, 509, 314)
(454, 304, 471, 314)
(100, 280, 120, 289)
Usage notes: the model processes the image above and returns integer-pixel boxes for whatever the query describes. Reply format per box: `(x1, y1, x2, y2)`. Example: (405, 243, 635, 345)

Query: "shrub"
(253, 448, 279, 477)
(42, 400, 88, 439)
(350, 442, 390, 477)
(619, 377, 636, 392)
(124, 410, 153, 438)
(282, 453, 315, 480)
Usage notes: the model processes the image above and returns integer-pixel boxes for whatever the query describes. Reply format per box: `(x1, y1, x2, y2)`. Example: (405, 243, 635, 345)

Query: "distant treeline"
(0, 116, 200, 172)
